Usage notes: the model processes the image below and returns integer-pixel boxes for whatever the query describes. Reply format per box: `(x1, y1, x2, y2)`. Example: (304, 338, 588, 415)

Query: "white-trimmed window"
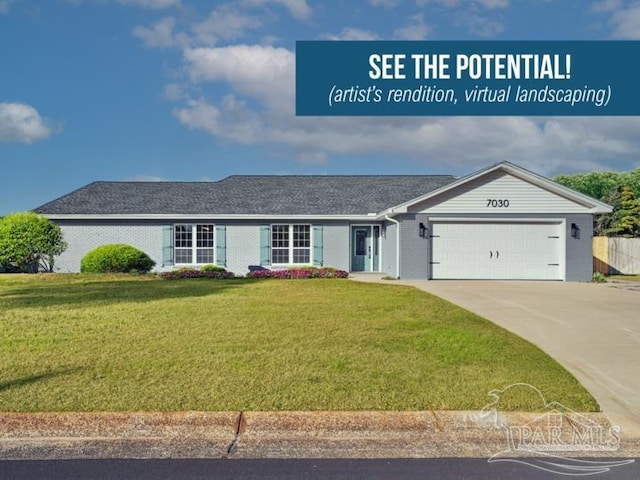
(174, 224, 215, 264)
(271, 224, 311, 265)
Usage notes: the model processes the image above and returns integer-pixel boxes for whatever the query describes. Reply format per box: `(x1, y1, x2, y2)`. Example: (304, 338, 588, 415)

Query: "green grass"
(0, 274, 598, 412)
(609, 275, 640, 281)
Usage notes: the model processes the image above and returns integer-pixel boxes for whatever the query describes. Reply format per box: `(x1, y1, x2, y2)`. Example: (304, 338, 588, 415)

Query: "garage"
(430, 220, 564, 280)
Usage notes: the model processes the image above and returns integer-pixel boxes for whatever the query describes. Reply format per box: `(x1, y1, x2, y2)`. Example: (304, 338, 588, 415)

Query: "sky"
(1, 0, 640, 215)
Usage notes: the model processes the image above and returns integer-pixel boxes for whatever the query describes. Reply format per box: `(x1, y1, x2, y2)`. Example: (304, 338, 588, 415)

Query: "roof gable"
(390, 162, 612, 215)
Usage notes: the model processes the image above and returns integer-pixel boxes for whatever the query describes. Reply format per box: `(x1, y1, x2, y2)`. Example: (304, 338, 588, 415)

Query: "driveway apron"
(398, 280, 640, 438)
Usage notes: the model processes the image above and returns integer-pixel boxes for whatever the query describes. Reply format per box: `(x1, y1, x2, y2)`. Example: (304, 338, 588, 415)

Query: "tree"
(554, 168, 640, 200)
(606, 186, 640, 238)
(622, 168, 640, 198)
(553, 171, 623, 202)
(0, 212, 67, 272)
(554, 167, 640, 238)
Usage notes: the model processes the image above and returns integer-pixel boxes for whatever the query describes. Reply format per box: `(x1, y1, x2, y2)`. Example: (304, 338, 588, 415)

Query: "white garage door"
(430, 221, 563, 280)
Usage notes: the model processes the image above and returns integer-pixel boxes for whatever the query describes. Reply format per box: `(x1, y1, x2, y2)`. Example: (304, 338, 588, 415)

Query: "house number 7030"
(486, 199, 510, 207)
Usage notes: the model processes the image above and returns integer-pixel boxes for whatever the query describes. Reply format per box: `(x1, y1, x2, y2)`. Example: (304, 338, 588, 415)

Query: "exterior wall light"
(571, 223, 580, 239)
(419, 222, 427, 237)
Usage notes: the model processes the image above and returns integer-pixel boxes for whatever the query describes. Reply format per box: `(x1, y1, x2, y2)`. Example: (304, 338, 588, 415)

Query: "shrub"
(592, 272, 607, 283)
(201, 264, 226, 272)
(81, 244, 155, 274)
(159, 268, 234, 280)
(247, 266, 348, 279)
(0, 212, 67, 272)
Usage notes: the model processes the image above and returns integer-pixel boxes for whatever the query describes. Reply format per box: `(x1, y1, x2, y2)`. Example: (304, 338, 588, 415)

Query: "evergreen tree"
(606, 186, 640, 238)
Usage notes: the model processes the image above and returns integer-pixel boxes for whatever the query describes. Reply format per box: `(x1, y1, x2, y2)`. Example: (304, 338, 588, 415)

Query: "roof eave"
(590, 206, 614, 214)
(41, 213, 382, 221)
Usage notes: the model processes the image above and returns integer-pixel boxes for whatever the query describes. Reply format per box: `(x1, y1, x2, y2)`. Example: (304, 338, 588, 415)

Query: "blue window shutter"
(162, 225, 174, 267)
(216, 225, 227, 267)
(260, 225, 271, 266)
(313, 225, 323, 267)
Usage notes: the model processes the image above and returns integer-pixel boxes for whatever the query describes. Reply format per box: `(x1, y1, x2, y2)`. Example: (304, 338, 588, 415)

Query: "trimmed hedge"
(159, 268, 235, 280)
(80, 244, 155, 274)
(201, 264, 226, 272)
(247, 267, 348, 279)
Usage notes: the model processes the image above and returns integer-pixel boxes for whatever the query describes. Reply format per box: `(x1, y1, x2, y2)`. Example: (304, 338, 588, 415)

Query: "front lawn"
(0, 274, 597, 412)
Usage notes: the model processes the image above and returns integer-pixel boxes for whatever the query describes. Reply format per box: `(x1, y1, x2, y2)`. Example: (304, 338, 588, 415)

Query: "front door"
(352, 226, 380, 272)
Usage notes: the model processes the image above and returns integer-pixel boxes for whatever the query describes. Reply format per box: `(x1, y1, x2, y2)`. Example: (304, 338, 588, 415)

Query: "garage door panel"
(431, 221, 563, 280)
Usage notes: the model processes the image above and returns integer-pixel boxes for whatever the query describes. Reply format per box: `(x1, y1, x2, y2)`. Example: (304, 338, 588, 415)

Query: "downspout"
(384, 213, 401, 279)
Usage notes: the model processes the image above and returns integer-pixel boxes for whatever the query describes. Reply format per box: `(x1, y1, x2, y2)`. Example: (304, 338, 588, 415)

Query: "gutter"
(384, 213, 401, 279)
(41, 213, 380, 221)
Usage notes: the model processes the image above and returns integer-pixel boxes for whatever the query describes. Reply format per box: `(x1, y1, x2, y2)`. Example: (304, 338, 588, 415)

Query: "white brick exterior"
(226, 225, 261, 275)
(56, 223, 164, 273)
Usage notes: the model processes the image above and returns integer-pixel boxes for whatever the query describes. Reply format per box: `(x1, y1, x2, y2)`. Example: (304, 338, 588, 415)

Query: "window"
(355, 229, 367, 256)
(174, 224, 214, 264)
(271, 224, 311, 265)
(271, 224, 289, 264)
(196, 224, 215, 263)
(174, 225, 193, 264)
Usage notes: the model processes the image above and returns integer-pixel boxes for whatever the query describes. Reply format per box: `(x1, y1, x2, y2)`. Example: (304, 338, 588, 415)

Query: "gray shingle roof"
(34, 175, 457, 216)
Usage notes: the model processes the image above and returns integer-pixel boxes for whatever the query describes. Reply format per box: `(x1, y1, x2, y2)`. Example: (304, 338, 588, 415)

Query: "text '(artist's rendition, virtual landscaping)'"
(296, 41, 640, 116)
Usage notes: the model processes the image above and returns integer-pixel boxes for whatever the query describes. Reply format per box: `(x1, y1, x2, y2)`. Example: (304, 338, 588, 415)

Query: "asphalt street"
(1, 458, 638, 480)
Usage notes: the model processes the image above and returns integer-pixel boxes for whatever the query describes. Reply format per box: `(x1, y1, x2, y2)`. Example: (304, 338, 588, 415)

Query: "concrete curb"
(1, 411, 638, 459)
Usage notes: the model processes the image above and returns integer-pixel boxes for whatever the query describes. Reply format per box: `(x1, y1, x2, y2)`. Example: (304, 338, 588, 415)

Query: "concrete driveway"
(398, 280, 640, 438)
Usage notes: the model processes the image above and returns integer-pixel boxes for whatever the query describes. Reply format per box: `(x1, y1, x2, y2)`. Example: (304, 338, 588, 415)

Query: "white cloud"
(410, 0, 507, 37)
(132, 6, 263, 49)
(276, 0, 311, 19)
(183, 44, 294, 108)
(118, 0, 180, 9)
(0, 102, 54, 144)
(132, 17, 183, 48)
(393, 13, 431, 39)
(163, 83, 189, 101)
(591, 0, 640, 39)
(127, 175, 167, 181)
(241, 0, 311, 20)
(477, 0, 508, 8)
(260, 35, 281, 46)
(174, 95, 263, 144)
(172, 43, 640, 175)
(458, 11, 505, 36)
(0, 0, 14, 14)
(174, 98, 222, 137)
(608, 2, 640, 38)
(368, 0, 399, 7)
(192, 6, 261, 45)
(591, 0, 622, 12)
(417, 0, 508, 8)
(321, 27, 380, 40)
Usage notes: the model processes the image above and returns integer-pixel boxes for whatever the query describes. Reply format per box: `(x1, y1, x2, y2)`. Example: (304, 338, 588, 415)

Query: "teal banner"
(296, 41, 640, 116)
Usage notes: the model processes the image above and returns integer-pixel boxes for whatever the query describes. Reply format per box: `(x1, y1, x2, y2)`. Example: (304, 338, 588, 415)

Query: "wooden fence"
(593, 236, 640, 275)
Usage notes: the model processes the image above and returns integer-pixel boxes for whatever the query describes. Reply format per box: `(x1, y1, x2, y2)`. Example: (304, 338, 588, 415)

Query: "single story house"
(34, 161, 612, 281)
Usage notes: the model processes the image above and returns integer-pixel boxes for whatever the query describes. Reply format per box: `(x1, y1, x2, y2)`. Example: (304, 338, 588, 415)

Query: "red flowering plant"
(247, 266, 348, 279)
(159, 267, 235, 280)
